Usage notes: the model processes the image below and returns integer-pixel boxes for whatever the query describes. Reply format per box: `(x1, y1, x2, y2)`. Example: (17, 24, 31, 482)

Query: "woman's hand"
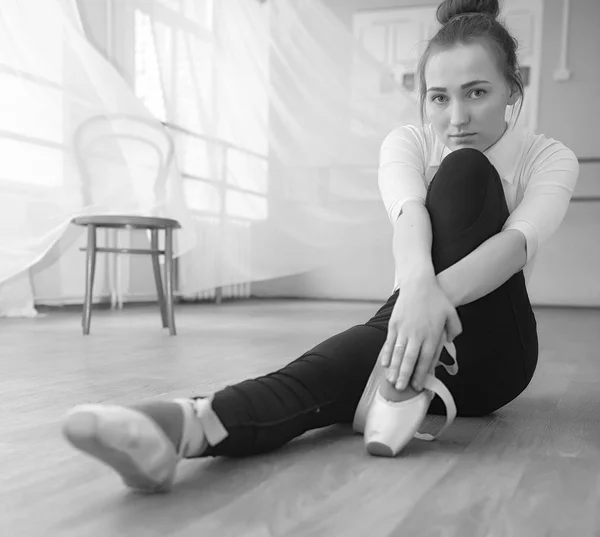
(380, 274, 462, 391)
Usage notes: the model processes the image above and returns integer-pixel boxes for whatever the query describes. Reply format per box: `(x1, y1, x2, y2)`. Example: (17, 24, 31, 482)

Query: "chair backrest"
(73, 114, 175, 212)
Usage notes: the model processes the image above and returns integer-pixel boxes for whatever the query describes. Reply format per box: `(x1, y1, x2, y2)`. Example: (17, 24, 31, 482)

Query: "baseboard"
(34, 291, 254, 308)
(34, 293, 161, 307)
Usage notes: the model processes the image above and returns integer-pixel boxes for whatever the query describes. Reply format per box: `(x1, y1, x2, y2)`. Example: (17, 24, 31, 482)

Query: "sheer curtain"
(130, 0, 419, 298)
(0, 0, 418, 313)
(0, 0, 195, 314)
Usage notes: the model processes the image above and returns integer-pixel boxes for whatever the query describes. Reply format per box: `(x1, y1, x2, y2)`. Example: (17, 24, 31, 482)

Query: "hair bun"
(436, 0, 500, 25)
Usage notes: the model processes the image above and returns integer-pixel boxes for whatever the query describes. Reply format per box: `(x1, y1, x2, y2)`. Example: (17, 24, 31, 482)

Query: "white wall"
(254, 0, 600, 307)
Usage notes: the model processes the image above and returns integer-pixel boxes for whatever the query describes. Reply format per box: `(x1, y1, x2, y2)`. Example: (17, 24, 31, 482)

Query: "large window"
(0, 5, 64, 189)
(132, 0, 269, 222)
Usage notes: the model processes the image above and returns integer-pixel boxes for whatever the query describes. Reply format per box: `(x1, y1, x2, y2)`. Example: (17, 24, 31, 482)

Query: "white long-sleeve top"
(378, 123, 580, 291)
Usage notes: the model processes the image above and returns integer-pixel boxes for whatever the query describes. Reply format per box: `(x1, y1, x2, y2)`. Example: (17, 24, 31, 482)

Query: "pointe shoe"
(352, 361, 386, 435)
(63, 397, 228, 493)
(63, 405, 179, 493)
(353, 337, 459, 457)
(364, 373, 456, 457)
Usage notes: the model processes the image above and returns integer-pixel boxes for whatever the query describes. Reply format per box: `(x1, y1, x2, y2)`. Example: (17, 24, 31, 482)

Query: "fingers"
(446, 308, 463, 342)
(411, 337, 440, 390)
(410, 315, 458, 391)
(379, 328, 399, 367)
(384, 337, 408, 381)
(381, 302, 461, 390)
(393, 340, 420, 390)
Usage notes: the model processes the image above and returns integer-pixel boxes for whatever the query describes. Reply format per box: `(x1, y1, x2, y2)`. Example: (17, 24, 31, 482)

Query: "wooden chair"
(72, 115, 180, 335)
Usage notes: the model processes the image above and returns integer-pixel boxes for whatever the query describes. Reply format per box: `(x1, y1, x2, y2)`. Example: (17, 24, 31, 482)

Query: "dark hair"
(416, 0, 524, 125)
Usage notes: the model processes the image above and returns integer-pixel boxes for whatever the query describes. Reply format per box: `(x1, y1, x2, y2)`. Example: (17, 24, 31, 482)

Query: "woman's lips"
(449, 133, 476, 144)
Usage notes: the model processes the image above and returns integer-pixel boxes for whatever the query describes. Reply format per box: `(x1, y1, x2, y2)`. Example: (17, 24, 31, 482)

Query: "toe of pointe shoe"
(63, 405, 179, 493)
(364, 391, 430, 458)
(352, 365, 386, 434)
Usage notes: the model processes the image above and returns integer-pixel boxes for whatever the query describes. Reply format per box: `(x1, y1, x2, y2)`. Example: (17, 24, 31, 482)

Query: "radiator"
(177, 216, 252, 302)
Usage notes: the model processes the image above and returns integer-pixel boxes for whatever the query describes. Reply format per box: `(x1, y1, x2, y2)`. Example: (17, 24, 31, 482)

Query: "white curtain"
(130, 0, 418, 296)
(0, 0, 196, 314)
(0, 0, 418, 311)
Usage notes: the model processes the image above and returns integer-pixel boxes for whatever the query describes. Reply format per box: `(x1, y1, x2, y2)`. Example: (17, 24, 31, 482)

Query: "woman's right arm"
(378, 127, 461, 391)
(392, 200, 435, 286)
(380, 201, 462, 391)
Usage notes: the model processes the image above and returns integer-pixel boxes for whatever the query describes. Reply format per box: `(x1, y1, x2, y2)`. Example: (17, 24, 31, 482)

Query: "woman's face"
(424, 41, 518, 152)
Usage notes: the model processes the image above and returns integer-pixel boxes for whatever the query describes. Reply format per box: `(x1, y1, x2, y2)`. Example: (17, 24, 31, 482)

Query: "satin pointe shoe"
(62, 396, 228, 493)
(353, 337, 458, 457)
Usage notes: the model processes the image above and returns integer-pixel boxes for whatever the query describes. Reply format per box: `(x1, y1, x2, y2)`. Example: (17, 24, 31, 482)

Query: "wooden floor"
(2, 299, 600, 537)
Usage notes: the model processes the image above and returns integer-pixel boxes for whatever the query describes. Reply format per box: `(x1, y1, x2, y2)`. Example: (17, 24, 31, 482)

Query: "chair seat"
(72, 215, 180, 230)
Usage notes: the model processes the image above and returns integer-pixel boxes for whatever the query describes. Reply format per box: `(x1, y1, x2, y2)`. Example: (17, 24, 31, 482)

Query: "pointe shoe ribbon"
(412, 373, 456, 441)
(413, 339, 457, 441)
(175, 395, 229, 458)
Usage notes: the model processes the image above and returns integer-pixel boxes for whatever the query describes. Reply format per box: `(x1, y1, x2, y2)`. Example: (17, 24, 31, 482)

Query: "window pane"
(0, 139, 63, 186)
(172, 131, 223, 180)
(227, 150, 268, 195)
(183, 178, 220, 214)
(173, 32, 213, 131)
(226, 190, 267, 220)
(134, 10, 167, 121)
(0, 74, 62, 143)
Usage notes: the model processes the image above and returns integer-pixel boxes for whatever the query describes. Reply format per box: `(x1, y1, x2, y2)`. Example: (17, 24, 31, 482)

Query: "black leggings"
(203, 148, 539, 457)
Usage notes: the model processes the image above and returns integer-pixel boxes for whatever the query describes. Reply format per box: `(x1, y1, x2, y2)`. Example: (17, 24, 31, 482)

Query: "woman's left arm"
(438, 145, 580, 308)
(437, 229, 526, 307)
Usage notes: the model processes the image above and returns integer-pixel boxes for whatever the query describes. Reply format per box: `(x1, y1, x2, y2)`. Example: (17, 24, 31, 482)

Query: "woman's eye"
(432, 95, 447, 104)
(470, 89, 487, 98)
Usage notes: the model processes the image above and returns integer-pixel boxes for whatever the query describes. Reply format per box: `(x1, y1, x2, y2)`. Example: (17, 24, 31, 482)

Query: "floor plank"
(1, 301, 600, 536)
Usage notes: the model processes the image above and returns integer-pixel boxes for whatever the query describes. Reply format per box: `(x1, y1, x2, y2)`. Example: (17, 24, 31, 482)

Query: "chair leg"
(150, 230, 168, 328)
(164, 228, 176, 336)
(82, 225, 97, 335)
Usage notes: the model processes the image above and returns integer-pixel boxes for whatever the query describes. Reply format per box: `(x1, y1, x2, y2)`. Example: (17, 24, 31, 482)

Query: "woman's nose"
(450, 103, 469, 127)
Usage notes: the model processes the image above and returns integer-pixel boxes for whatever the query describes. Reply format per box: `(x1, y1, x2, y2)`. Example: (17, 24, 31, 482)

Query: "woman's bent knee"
(427, 149, 504, 236)
(426, 149, 510, 272)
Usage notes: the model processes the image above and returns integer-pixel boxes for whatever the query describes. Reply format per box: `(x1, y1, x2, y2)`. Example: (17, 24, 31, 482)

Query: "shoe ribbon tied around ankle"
(191, 396, 229, 446)
(175, 395, 229, 459)
(413, 339, 458, 441)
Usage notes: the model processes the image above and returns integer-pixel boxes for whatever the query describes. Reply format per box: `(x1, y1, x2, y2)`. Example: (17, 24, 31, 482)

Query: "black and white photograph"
(1, 0, 599, 535)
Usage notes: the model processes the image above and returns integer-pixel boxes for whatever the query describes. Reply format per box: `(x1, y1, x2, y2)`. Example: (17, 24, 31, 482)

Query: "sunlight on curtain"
(0, 0, 418, 306)
(0, 0, 196, 296)
(0, 0, 66, 315)
(129, 0, 418, 295)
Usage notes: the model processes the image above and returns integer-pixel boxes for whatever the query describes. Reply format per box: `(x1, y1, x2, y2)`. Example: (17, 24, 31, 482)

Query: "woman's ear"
(507, 85, 520, 106)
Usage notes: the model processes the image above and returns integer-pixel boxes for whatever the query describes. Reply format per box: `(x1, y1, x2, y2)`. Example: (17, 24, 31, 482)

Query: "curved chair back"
(73, 114, 175, 211)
